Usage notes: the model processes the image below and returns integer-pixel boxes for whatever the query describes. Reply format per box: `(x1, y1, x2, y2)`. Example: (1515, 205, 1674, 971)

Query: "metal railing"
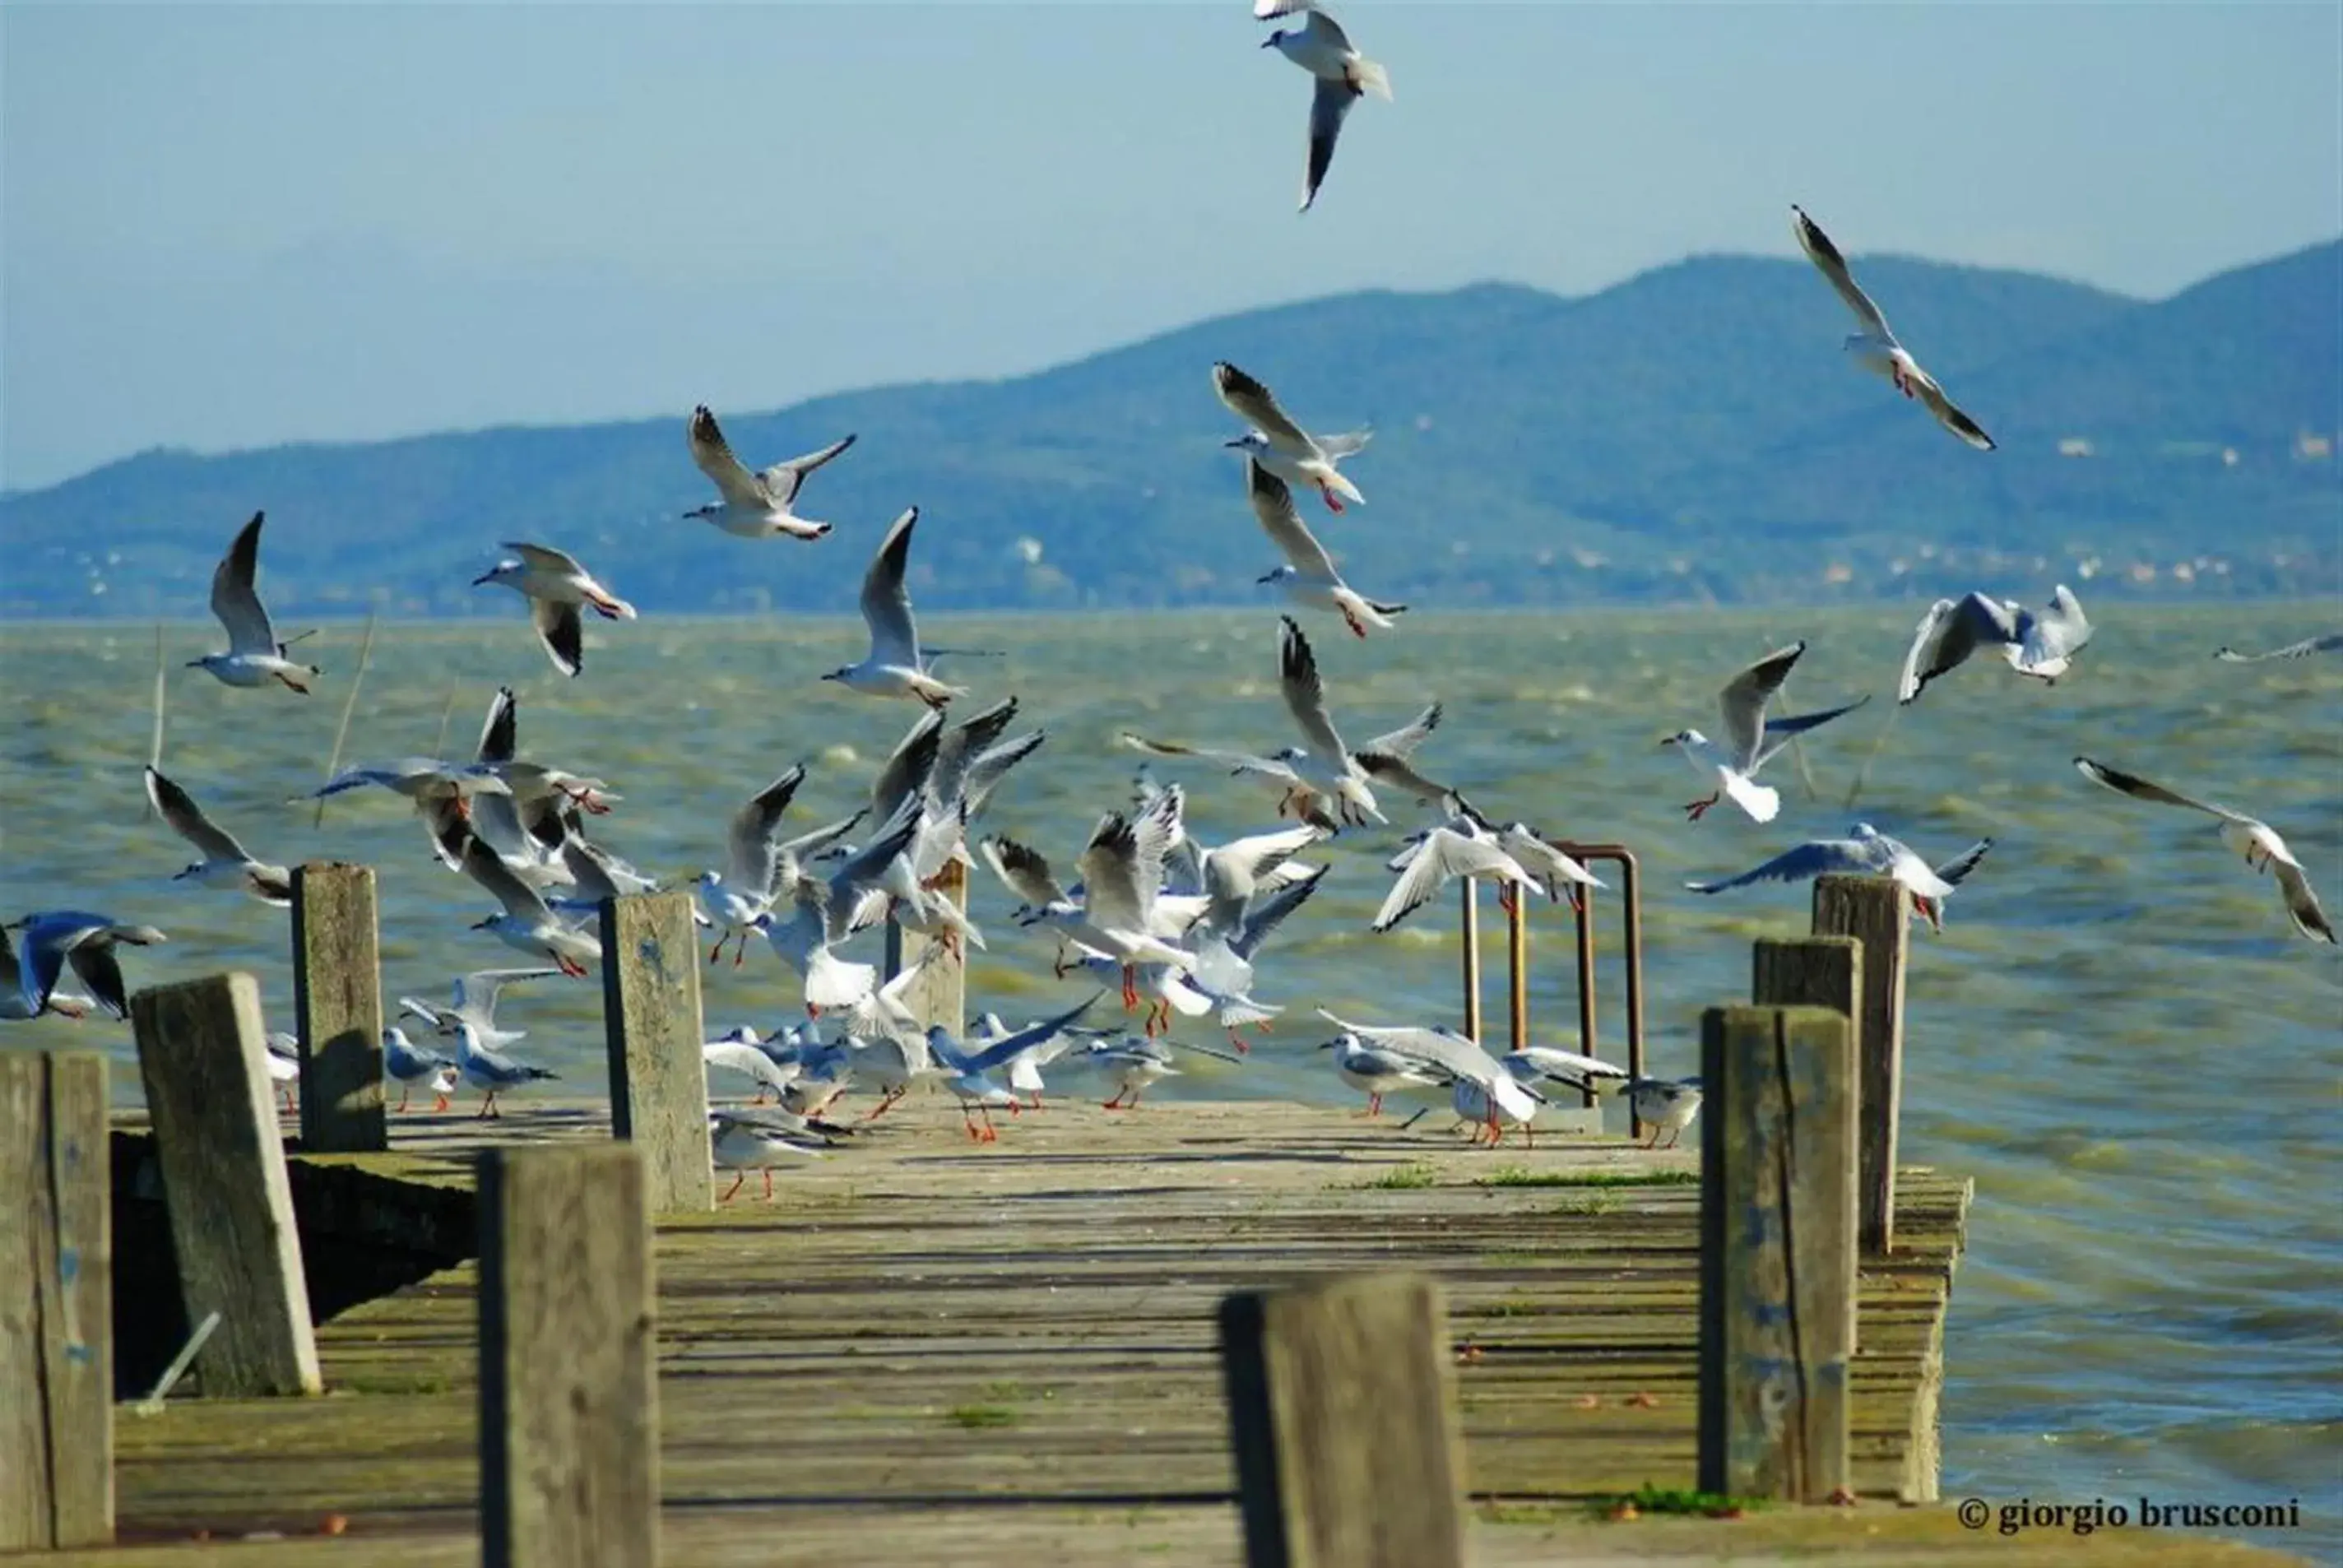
(1457, 843, 1649, 1140)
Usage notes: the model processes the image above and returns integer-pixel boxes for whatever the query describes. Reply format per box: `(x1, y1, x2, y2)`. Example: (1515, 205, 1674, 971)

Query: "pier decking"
(27, 1095, 2302, 1565)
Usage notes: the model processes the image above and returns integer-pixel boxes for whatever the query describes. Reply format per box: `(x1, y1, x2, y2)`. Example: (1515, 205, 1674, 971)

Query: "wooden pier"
(7, 878, 2306, 1565)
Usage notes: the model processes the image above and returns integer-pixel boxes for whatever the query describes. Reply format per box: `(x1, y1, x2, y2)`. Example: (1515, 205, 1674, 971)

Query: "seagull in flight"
(1213, 361, 1370, 513)
(5, 913, 169, 1020)
(1256, 2, 1391, 213)
(1246, 458, 1404, 638)
(2075, 758, 2333, 944)
(1662, 642, 1869, 822)
(1685, 823, 1989, 931)
(686, 405, 855, 540)
(455, 835, 602, 976)
(188, 512, 322, 693)
(822, 508, 964, 708)
(1791, 204, 1994, 451)
(473, 543, 636, 678)
(1900, 587, 2091, 703)
(145, 766, 294, 906)
(2214, 633, 2343, 664)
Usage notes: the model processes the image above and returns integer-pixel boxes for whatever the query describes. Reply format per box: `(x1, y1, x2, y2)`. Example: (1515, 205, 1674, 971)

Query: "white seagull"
(703, 1028, 796, 1103)
(397, 966, 562, 1054)
(1899, 587, 2092, 703)
(383, 1027, 456, 1113)
(473, 542, 637, 678)
(980, 794, 1195, 1011)
(2214, 633, 2343, 664)
(1246, 458, 1404, 638)
(1315, 1009, 1538, 1144)
(1256, 4, 1391, 212)
(685, 405, 855, 540)
(1685, 823, 1987, 931)
(698, 766, 810, 963)
(449, 1018, 559, 1120)
(5, 912, 169, 1021)
(456, 835, 603, 976)
(1319, 1030, 1444, 1118)
(145, 766, 294, 906)
(1628, 1077, 1703, 1149)
(711, 1109, 828, 1201)
(822, 508, 964, 708)
(188, 512, 321, 693)
(1662, 641, 1868, 823)
(1371, 819, 1538, 934)
(2075, 758, 2334, 944)
(1791, 204, 1995, 451)
(1213, 361, 1371, 513)
(0, 926, 95, 1020)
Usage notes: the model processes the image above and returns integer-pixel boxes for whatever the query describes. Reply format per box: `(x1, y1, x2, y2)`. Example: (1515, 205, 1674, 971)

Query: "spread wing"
(1246, 459, 1338, 577)
(1790, 204, 1893, 340)
(870, 711, 944, 823)
(860, 508, 922, 666)
(475, 687, 519, 765)
(1212, 361, 1316, 455)
(1120, 731, 1300, 784)
(2072, 758, 2244, 824)
(458, 834, 557, 922)
(981, 835, 1069, 911)
(1302, 77, 1361, 213)
(1278, 615, 1348, 758)
(210, 511, 277, 653)
(1899, 593, 2018, 703)
(1685, 837, 1870, 894)
(2017, 585, 2090, 667)
(1719, 642, 1805, 769)
(2214, 633, 2343, 663)
(529, 599, 584, 678)
(1372, 827, 1529, 934)
(688, 405, 772, 510)
(1756, 694, 1871, 768)
(502, 541, 586, 576)
(2271, 856, 2336, 944)
(146, 767, 253, 863)
(451, 967, 562, 1026)
(1915, 376, 1996, 451)
(963, 992, 1106, 1074)
(1933, 838, 1996, 888)
(762, 434, 856, 508)
(727, 767, 807, 895)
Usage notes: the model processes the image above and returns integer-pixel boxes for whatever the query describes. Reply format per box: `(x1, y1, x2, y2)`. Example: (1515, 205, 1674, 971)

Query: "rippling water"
(2, 603, 2337, 1550)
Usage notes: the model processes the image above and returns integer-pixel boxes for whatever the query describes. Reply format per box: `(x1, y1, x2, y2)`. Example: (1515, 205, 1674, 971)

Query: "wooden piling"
(291, 861, 387, 1153)
(1697, 1004, 1857, 1503)
(1811, 874, 1911, 1254)
(1505, 891, 1529, 1051)
(480, 1146, 657, 1568)
(0, 1052, 112, 1548)
(128, 973, 322, 1397)
(900, 858, 968, 1035)
(1751, 935, 1863, 1043)
(599, 891, 712, 1214)
(1219, 1273, 1467, 1568)
(1458, 881, 1482, 1044)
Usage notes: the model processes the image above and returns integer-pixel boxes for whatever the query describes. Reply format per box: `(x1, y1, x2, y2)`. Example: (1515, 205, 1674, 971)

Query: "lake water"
(2, 602, 2336, 1555)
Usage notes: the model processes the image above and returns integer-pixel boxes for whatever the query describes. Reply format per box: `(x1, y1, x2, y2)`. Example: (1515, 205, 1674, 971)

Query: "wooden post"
(1505, 891, 1529, 1051)
(1219, 1273, 1466, 1568)
(600, 891, 712, 1214)
(480, 1146, 657, 1568)
(1697, 1004, 1857, 1503)
(128, 973, 322, 1396)
(902, 858, 967, 1035)
(0, 1052, 112, 1548)
(1811, 874, 1910, 1254)
(1457, 882, 1482, 1044)
(291, 861, 387, 1153)
(1751, 936, 1863, 1047)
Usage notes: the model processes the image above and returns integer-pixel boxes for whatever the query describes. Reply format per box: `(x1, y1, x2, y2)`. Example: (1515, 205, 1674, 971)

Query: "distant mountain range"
(3, 239, 2336, 619)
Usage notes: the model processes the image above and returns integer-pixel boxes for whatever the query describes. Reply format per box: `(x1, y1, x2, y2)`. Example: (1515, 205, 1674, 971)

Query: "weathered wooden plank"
(0, 1054, 109, 1546)
(291, 861, 387, 1153)
(1812, 874, 1909, 1254)
(599, 890, 712, 1214)
(129, 972, 322, 1396)
(480, 1145, 657, 1568)
(1697, 1004, 1857, 1503)
(1221, 1273, 1466, 1568)
(1458, 881, 1482, 1043)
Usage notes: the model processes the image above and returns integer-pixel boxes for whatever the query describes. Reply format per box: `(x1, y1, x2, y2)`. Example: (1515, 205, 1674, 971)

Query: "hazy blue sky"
(5, 2, 2337, 489)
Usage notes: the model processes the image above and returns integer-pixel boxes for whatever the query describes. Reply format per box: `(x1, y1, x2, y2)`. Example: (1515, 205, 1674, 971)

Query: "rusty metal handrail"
(1459, 843, 1648, 1140)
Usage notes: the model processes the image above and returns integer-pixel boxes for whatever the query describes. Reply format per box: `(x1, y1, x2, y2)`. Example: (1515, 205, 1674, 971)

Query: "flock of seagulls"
(7, 11, 2335, 1193)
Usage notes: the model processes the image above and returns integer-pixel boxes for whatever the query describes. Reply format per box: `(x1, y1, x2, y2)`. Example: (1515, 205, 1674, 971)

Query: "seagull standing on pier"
(383, 1027, 457, 1113)
(1662, 642, 1868, 823)
(449, 1018, 559, 1119)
